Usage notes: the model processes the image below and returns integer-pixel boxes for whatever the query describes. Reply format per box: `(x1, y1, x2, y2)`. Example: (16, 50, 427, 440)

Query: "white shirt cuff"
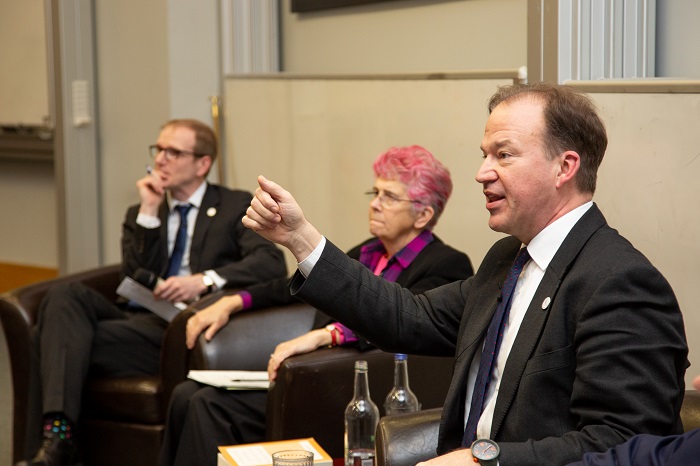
(204, 269, 226, 291)
(297, 236, 326, 278)
(136, 212, 161, 229)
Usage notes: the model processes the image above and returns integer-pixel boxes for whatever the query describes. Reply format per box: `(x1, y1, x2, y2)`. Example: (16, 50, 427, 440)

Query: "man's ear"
(556, 151, 580, 188)
(196, 155, 213, 177)
(414, 205, 435, 230)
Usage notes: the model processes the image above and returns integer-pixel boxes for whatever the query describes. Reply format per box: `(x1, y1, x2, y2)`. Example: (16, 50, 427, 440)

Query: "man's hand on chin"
(418, 449, 472, 466)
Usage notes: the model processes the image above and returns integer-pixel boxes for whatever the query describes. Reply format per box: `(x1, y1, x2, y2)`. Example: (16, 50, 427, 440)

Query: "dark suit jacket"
(566, 429, 700, 466)
(121, 183, 287, 288)
(244, 235, 474, 310)
(291, 204, 688, 466)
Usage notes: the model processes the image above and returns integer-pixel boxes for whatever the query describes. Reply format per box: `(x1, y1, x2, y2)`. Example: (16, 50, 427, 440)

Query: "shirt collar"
(393, 229, 435, 268)
(167, 181, 207, 211)
(526, 201, 593, 271)
(359, 229, 434, 272)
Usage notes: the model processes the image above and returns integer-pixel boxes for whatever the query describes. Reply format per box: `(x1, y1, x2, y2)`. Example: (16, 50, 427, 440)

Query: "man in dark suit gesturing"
(21, 119, 287, 466)
(243, 84, 688, 466)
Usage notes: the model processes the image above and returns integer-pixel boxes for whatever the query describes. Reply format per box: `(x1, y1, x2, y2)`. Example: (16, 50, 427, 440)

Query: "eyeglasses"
(148, 144, 205, 161)
(365, 189, 424, 208)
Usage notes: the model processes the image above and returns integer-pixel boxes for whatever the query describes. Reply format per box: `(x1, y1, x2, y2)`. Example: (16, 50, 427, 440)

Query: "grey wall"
(657, 0, 700, 78)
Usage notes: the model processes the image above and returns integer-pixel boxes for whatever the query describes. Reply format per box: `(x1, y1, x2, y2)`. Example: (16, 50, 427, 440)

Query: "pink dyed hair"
(373, 145, 452, 230)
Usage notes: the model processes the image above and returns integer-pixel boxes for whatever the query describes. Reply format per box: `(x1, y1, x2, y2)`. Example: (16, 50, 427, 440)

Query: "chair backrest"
(376, 407, 442, 466)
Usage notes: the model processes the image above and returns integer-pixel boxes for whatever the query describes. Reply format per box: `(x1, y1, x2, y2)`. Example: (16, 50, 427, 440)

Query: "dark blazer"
(121, 183, 287, 287)
(566, 429, 700, 466)
(291, 204, 688, 466)
(244, 235, 474, 310)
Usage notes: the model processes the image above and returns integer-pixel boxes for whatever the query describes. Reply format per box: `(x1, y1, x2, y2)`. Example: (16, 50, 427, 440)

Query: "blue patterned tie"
(165, 204, 192, 278)
(462, 247, 530, 446)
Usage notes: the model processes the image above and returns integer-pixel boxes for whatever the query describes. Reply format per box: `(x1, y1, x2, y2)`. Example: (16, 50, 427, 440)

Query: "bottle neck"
(354, 368, 371, 399)
(393, 358, 410, 389)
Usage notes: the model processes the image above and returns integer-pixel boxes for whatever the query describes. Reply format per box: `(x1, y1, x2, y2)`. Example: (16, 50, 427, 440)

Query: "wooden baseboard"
(0, 262, 58, 293)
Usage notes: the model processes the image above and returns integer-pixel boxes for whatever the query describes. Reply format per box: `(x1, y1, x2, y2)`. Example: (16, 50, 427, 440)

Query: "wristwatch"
(470, 439, 499, 466)
(201, 274, 215, 294)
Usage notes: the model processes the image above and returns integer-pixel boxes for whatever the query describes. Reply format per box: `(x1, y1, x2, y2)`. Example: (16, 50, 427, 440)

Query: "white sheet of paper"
(187, 370, 270, 390)
(116, 276, 184, 322)
(226, 446, 271, 466)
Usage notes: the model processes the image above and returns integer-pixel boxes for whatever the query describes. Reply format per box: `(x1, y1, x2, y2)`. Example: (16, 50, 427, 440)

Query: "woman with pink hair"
(158, 145, 473, 466)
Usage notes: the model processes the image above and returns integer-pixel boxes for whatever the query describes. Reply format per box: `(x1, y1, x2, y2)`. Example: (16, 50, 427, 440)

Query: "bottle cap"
(394, 353, 407, 361)
(355, 360, 368, 370)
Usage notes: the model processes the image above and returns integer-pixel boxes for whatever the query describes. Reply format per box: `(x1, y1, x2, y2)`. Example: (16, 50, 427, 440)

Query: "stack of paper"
(187, 370, 270, 390)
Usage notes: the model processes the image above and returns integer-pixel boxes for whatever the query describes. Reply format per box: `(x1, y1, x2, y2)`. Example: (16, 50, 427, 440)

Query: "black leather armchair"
(0, 264, 122, 465)
(375, 390, 700, 466)
(0, 266, 318, 466)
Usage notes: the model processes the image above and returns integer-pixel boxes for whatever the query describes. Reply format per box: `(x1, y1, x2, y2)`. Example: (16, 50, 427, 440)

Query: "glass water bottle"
(383, 353, 421, 415)
(344, 360, 379, 466)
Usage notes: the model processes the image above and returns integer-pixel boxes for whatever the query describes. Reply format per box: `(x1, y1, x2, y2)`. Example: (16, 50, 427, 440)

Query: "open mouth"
(484, 191, 504, 210)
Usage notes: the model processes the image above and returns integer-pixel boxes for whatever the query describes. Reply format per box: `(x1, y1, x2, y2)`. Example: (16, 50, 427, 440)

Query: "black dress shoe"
(26, 436, 79, 466)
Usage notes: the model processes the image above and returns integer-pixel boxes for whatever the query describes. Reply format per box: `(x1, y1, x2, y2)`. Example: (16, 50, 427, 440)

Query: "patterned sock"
(42, 412, 75, 443)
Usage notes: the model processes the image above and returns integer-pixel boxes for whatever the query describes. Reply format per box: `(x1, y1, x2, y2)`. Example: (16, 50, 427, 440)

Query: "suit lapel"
(489, 269, 561, 436)
(489, 204, 608, 437)
(189, 184, 220, 273)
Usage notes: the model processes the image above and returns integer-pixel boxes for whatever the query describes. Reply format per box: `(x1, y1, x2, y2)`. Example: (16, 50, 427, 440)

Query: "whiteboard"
(0, 0, 49, 125)
(224, 76, 700, 386)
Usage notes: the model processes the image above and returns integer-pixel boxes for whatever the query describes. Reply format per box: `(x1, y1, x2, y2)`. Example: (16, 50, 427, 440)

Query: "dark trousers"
(24, 282, 166, 456)
(158, 380, 268, 466)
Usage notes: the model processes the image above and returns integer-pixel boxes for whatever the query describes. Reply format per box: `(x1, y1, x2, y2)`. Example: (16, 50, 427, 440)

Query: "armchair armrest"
(376, 408, 441, 466)
(160, 297, 317, 417)
(189, 301, 318, 371)
(159, 289, 254, 413)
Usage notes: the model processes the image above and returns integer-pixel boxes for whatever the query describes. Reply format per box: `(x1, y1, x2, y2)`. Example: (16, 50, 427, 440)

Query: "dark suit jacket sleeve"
(243, 237, 473, 310)
(290, 239, 469, 356)
(566, 430, 700, 466)
(308, 238, 474, 349)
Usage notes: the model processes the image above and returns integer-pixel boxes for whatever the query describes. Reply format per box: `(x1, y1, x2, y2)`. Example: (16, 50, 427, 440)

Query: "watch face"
(471, 439, 499, 460)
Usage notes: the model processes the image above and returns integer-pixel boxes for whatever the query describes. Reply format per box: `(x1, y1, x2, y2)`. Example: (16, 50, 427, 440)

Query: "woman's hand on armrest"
(267, 329, 331, 381)
(185, 294, 243, 349)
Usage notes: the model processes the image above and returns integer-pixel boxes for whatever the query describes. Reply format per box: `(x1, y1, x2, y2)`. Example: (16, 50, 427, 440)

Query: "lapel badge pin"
(207, 207, 216, 217)
(542, 297, 551, 309)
